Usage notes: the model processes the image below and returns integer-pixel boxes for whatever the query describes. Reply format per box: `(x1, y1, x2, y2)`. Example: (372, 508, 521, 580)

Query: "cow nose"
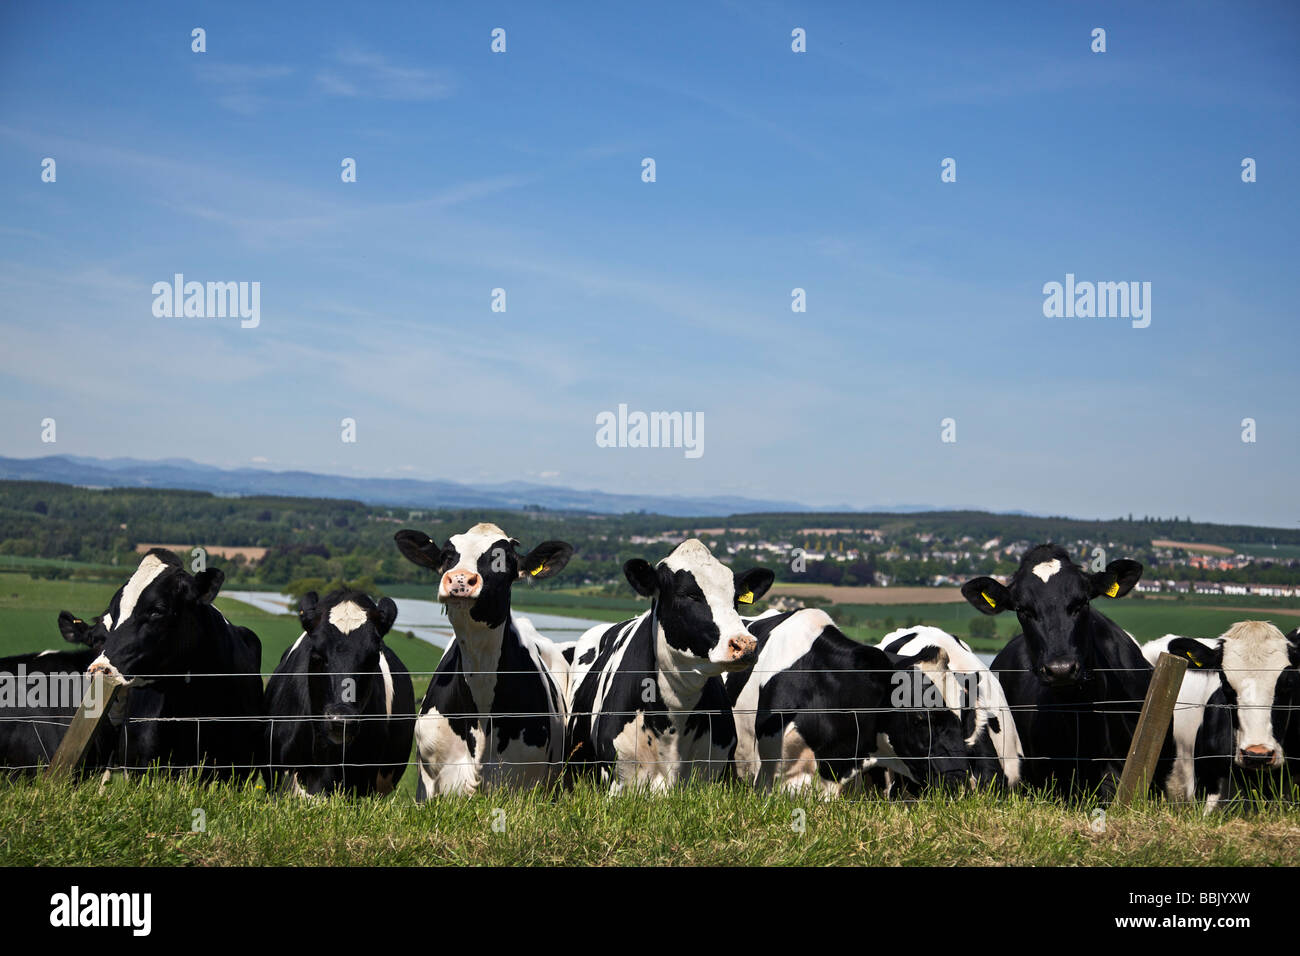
(86, 657, 125, 681)
(727, 635, 756, 661)
(1043, 659, 1079, 683)
(323, 704, 358, 742)
(1240, 745, 1275, 767)
(442, 571, 481, 597)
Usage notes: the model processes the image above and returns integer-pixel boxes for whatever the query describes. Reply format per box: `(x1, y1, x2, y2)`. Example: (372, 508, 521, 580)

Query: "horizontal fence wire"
(4, 665, 1291, 677)
(1, 665, 1296, 793)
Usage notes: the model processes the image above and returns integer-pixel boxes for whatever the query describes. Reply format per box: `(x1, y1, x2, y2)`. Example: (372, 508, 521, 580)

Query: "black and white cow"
(1158, 622, 1300, 809)
(877, 626, 1023, 789)
(963, 544, 1165, 796)
(0, 612, 110, 776)
(566, 539, 774, 791)
(264, 589, 416, 797)
(394, 523, 573, 797)
(1141, 633, 1222, 802)
(87, 549, 264, 779)
(724, 609, 970, 796)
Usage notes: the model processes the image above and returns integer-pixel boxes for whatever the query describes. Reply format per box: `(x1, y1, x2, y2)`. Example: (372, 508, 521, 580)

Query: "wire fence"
(1, 663, 1297, 802)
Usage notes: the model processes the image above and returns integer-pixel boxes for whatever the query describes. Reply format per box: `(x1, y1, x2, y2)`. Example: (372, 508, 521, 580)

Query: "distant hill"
(0, 455, 833, 517)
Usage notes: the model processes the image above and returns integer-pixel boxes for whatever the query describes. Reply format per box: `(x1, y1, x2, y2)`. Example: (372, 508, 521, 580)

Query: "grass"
(1, 774, 1298, 866)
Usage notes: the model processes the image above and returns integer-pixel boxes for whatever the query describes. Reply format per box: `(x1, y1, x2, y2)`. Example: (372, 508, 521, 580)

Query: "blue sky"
(1, 1, 1297, 525)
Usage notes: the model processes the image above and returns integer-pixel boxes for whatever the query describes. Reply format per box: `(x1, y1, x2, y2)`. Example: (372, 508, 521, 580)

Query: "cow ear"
(961, 577, 1013, 615)
(298, 592, 321, 631)
(1285, 629, 1300, 667)
(193, 567, 224, 605)
(57, 610, 91, 646)
(394, 530, 441, 569)
(519, 541, 573, 580)
(623, 559, 659, 598)
(1090, 559, 1143, 599)
(372, 597, 398, 636)
(1166, 637, 1222, 671)
(733, 568, 775, 607)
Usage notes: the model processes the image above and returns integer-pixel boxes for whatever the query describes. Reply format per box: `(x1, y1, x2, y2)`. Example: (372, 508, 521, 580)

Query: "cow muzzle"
(716, 634, 757, 670)
(1038, 658, 1082, 687)
(1238, 744, 1279, 769)
(86, 655, 134, 687)
(440, 570, 482, 601)
(323, 704, 360, 744)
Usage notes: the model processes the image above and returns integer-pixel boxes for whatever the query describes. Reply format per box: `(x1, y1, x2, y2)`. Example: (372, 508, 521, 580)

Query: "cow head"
(879, 644, 972, 790)
(297, 590, 399, 745)
(394, 523, 573, 629)
(1169, 622, 1300, 770)
(88, 549, 225, 683)
(57, 610, 108, 653)
(962, 544, 1142, 687)
(622, 538, 774, 673)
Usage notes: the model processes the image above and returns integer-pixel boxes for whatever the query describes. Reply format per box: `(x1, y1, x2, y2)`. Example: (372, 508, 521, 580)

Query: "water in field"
(223, 590, 603, 650)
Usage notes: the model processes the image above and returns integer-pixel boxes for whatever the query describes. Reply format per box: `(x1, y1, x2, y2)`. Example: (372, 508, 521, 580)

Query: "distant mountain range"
(0, 455, 875, 517)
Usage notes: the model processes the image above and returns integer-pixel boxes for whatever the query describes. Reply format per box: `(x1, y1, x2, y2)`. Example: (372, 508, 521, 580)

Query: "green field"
(0, 572, 444, 692)
(1, 774, 1297, 866)
(7, 572, 1297, 668)
(833, 599, 1300, 652)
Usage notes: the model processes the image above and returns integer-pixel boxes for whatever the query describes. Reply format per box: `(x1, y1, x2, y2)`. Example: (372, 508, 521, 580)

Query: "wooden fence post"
(44, 671, 125, 778)
(1114, 651, 1187, 806)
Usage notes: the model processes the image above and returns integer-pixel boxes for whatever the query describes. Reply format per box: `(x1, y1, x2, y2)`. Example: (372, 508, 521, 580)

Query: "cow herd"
(1, 525, 1297, 810)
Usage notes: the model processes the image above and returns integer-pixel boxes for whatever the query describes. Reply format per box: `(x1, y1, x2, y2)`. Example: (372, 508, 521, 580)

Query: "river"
(223, 590, 603, 649)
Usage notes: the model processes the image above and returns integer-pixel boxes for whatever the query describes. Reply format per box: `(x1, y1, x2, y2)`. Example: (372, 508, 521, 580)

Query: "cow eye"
(1066, 599, 1086, 615)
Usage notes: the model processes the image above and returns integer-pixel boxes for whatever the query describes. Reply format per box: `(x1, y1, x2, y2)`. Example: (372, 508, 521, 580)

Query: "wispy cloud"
(192, 63, 294, 114)
(315, 49, 454, 101)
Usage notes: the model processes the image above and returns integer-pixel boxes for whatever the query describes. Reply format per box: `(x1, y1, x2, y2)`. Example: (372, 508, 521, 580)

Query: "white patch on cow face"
(1031, 559, 1061, 583)
(441, 522, 514, 602)
(447, 522, 510, 572)
(661, 538, 753, 668)
(1220, 621, 1291, 765)
(328, 601, 369, 635)
(115, 554, 169, 629)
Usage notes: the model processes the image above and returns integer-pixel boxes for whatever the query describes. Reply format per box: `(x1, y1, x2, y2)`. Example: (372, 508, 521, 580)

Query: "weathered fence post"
(44, 671, 125, 778)
(1114, 651, 1187, 806)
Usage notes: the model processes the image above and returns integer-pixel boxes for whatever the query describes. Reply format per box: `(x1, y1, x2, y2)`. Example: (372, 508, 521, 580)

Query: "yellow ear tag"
(1185, 652, 1199, 667)
(737, 590, 754, 605)
(1105, 582, 1120, 598)
(530, 565, 545, 577)
(981, 591, 997, 608)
